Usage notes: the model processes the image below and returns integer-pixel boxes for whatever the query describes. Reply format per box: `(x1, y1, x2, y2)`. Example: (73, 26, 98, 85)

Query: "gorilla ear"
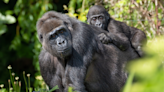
(68, 26, 73, 31)
(86, 17, 90, 24)
(87, 19, 90, 24)
(86, 13, 90, 24)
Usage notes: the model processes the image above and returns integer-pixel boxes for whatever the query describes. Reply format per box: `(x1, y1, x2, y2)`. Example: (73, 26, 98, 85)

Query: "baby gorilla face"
(87, 5, 110, 31)
(90, 14, 107, 30)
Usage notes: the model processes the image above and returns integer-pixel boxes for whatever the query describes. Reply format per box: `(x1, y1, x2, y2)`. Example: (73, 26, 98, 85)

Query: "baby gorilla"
(87, 5, 147, 57)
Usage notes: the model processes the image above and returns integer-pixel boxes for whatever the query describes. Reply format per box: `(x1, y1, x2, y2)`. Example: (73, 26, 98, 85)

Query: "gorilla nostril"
(58, 40, 66, 46)
(59, 42, 61, 45)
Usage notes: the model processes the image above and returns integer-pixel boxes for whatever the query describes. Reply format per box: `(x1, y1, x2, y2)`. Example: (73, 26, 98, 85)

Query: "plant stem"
(8, 80, 11, 92)
(19, 81, 21, 92)
(23, 71, 28, 92)
(9, 69, 15, 90)
(28, 76, 30, 90)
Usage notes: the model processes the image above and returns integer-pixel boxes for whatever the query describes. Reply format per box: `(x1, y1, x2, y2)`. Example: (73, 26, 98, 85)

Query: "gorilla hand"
(98, 33, 112, 44)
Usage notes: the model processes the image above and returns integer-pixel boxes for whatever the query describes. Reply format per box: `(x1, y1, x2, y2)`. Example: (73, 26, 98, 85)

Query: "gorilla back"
(36, 11, 127, 92)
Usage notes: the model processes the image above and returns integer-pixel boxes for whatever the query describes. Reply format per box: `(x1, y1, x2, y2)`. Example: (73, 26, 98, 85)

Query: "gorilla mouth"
(58, 47, 70, 53)
(58, 47, 72, 57)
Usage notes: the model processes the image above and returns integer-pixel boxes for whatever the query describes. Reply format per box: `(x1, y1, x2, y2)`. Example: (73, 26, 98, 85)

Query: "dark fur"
(36, 11, 138, 92)
(87, 5, 147, 57)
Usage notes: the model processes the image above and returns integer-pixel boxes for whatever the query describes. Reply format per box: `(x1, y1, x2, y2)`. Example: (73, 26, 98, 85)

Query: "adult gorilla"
(87, 5, 147, 57)
(36, 11, 137, 92)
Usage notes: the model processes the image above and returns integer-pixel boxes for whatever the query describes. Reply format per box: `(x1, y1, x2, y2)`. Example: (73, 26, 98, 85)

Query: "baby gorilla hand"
(98, 33, 111, 44)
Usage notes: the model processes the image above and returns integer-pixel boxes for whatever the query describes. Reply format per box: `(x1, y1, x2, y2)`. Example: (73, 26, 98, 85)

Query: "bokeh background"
(0, 0, 164, 92)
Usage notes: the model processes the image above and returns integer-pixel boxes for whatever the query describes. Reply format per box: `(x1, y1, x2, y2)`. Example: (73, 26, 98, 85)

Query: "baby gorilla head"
(87, 5, 110, 30)
(36, 14, 72, 59)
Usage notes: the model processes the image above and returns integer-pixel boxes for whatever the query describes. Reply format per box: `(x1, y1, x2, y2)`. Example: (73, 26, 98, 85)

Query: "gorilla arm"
(92, 26, 130, 51)
(106, 32, 130, 51)
(130, 27, 147, 56)
(39, 49, 64, 92)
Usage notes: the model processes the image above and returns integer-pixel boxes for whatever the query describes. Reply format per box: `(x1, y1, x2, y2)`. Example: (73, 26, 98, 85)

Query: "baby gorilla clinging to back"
(87, 5, 147, 57)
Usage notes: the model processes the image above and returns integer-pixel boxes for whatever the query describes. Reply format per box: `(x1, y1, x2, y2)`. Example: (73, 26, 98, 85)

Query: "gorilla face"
(37, 18, 72, 59)
(87, 5, 110, 30)
(90, 14, 106, 29)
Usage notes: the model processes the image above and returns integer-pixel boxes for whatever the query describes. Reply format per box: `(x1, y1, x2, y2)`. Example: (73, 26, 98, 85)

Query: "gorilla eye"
(99, 16, 103, 20)
(39, 34, 43, 40)
(52, 34, 56, 38)
(49, 33, 57, 40)
(59, 30, 64, 34)
(92, 18, 96, 21)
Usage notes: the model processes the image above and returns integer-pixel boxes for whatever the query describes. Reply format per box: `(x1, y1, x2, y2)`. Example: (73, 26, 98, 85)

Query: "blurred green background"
(0, 0, 164, 92)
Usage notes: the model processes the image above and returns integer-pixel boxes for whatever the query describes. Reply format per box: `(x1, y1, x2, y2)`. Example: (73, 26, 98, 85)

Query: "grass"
(0, 65, 75, 92)
(0, 65, 58, 92)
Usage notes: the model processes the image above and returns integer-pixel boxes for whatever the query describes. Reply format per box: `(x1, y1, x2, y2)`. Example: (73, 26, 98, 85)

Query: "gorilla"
(36, 11, 138, 92)
(87, 5, 147, 57)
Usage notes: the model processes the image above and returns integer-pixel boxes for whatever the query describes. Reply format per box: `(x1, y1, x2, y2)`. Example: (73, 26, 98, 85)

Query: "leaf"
(48, 85, 59, 92)
(136, 0, 141, 3)
(5, 10, 13, 15)
(123, 72, 135, 92)
(68, 87, 74, 92)
(29, 87, 33, 92)
(0, 24, 7, 35)
(3, 0, 9, 3)
(5, 15, 16, 24)
(10, 36, 21, 50)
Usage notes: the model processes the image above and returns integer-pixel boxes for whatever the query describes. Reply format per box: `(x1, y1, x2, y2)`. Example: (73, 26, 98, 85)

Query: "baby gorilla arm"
(93, 26, 130, 51)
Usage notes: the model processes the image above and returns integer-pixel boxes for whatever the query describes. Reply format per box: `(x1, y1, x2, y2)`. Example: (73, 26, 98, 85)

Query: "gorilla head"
(37, 13, 72, 59)
(87, 5, 110, 30)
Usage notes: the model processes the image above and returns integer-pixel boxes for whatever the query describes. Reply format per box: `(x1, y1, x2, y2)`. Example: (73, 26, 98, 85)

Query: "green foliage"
(123, 36, 164, 92)
(0, 13, 16, 35)
(11, 0, 53, 67)
(64, 0, 95, 22)
(48, 86, 59, 92)
(0, 0, 55, 90)
(0, 65, 59, 92)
